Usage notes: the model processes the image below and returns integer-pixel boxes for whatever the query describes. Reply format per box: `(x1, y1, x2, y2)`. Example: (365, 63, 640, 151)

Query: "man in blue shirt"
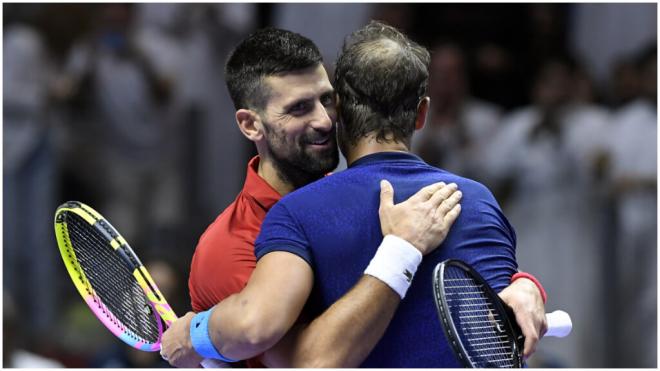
(253, 21, 517, 367)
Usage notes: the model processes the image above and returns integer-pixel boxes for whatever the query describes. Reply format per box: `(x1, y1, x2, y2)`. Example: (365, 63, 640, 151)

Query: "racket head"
(54, 201, 175, 351)
(433, 259, 523, 368)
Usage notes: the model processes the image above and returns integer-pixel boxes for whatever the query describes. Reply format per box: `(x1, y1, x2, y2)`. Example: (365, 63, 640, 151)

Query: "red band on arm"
(511, 272, 547, 304)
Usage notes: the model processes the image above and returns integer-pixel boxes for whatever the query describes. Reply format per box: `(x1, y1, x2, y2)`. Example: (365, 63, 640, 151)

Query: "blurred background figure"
(56, 3, 175, 253)
(608, 57, 643, 108)
(480, 56, 611, 367)
(603, 45, 657, 368)
(2, 3, 656, 368)
(147, 4, 252, 246)
(371, 3, 414, 34)
(412, 42, 502, 184)
(3, 4, 62, 354)
(4, 292, 64, 367)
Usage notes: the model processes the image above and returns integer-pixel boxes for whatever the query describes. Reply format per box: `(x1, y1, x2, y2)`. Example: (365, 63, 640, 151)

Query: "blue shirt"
(255, 151, 518, 367)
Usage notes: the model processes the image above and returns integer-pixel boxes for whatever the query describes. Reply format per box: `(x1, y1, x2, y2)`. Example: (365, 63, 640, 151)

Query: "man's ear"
(415, 96, 430, 131)
(236, 109, 264, 142)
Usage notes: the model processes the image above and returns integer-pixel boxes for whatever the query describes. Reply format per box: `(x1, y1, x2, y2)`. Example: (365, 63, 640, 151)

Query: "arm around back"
(261, 180, 463, 367)
(208, 251, 314, 361)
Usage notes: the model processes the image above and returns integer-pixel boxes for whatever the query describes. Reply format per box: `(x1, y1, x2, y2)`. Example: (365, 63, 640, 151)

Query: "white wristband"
(364, 234, 423, 299)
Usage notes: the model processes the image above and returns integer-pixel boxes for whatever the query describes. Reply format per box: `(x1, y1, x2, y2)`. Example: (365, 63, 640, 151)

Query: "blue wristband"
(189, 309, 238, 362)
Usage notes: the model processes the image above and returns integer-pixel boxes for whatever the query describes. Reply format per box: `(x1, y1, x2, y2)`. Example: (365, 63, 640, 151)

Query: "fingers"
(413, 181, 447, 202)
(443, 204, 461, 226)
(511, 306, 538, 358)
(503, 303, 540, 359)
(498, 281, 546, 360)
(379, 179, 394, 210)
(427, 182, 458, 207)
(381, 180, 454, 206)
(522, 323, 540, 359)
(531, 315, 548, 355)
(436, 188, 462, 217)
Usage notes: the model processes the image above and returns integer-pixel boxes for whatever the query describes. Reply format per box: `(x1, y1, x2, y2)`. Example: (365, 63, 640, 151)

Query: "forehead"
(263, 64, 333, 105)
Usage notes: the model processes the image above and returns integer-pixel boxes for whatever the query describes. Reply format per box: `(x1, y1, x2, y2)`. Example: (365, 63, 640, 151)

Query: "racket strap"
(190, 308, 238, 363)
(364, 234, 422, 299)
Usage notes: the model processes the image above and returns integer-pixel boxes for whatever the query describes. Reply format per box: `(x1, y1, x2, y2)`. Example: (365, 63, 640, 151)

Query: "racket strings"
(64, 212, 160, 344)
(443, 266, 516, 368)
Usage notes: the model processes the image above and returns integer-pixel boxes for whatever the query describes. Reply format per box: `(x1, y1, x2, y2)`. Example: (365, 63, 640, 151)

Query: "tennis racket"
(433, 259, 572, 368)
(54, 201, 226, 368)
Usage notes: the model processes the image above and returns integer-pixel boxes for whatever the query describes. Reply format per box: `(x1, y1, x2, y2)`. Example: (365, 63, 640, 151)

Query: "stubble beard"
(264, 124, 339, 190)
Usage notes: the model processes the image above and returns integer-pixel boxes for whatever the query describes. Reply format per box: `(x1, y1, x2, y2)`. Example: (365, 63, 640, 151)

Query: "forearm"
(264, 275, 399, 367)
(161, 253, 312, 368)
(207, 291, 282, 361)
(206, 252, 313, 361)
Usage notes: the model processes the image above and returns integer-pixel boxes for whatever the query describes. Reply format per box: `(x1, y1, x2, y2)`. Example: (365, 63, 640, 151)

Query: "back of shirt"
(255, 152, 517, 367)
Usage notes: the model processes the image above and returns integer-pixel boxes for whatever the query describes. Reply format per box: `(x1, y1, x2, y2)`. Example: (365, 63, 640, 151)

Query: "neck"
(257, 157, 296, 196)
(345, 134, 410, 166)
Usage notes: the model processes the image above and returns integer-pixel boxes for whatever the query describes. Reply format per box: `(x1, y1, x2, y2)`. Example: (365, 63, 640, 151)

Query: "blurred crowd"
(2, 3, 656, 368)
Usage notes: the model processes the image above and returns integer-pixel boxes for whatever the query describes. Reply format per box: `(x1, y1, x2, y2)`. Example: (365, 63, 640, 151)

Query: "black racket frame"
(433, 259, 524, 368)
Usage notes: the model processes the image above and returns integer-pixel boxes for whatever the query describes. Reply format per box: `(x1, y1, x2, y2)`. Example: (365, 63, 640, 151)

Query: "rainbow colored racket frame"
(54, 201, 175, 352)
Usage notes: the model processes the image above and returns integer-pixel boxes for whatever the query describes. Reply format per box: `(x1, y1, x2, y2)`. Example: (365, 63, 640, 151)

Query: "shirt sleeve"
(254, 201, 313, 266)
(189, 234, 257, 313)
(453, 180, 518, 293)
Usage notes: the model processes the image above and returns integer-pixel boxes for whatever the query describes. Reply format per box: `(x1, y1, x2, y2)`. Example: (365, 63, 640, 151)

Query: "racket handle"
(545, 310, 572, 338)
(201, 358, 231, 368)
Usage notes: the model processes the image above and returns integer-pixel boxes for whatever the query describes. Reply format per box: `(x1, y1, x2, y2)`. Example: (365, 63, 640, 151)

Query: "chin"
(310, 147, 339, 173)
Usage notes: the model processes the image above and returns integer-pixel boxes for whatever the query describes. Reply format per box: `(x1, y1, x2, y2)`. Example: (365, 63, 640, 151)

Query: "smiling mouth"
(308, 137, 331, 146)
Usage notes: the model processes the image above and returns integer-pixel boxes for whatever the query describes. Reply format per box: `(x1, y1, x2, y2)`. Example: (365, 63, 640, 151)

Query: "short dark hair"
(334, 21, 430, 147)
(225, 28, 323, 111)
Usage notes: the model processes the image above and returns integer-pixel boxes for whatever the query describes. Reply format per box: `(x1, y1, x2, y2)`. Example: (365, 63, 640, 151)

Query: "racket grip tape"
(545, 310, 572, 338)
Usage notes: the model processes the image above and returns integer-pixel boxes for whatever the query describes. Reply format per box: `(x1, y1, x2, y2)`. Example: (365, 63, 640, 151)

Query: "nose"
(310, 100, 335, 133)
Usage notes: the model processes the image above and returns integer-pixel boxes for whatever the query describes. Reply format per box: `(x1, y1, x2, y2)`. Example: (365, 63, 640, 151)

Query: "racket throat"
(115, 246, 163, 302)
